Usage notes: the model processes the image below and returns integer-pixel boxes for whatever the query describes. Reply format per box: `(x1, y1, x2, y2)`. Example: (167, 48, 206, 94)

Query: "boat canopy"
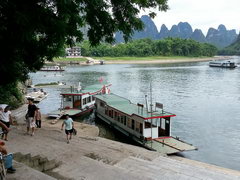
(95, 94, 175, 120)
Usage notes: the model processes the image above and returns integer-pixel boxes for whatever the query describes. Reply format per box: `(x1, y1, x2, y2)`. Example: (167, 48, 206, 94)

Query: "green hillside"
(219, 34, 240, 55)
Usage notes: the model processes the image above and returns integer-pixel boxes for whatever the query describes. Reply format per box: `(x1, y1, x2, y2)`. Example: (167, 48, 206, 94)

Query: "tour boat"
(48, 84, 111, 118)
(94, 93, 197, 155)
(40, 65, 65, 71)
(209, 61, 237, 68)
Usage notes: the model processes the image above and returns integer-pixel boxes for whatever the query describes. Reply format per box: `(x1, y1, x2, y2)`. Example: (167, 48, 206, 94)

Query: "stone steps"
(14, 152, 61, 172)
(115, 156, 240, 180)
(7, 161, 56, 180)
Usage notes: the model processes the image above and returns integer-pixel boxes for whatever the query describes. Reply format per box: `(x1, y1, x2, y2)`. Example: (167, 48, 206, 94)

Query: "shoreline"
(105, 56, 232, 64)
(53, 56, 233, 65)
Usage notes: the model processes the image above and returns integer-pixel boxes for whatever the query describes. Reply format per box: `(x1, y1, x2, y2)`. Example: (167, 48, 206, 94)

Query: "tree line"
(80, 38, 218, 57)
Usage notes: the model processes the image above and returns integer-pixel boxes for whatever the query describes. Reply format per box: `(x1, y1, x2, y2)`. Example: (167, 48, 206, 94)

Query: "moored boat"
(48, 84, 111, 118)
(94, 93, 197, 155)
(25, 89, 48, 103)
(209, 61, 237, 68)
(40, 65, 65, 71)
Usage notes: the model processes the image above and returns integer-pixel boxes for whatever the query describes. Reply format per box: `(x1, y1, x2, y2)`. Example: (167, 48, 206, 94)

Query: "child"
(34, 107, 41, 128)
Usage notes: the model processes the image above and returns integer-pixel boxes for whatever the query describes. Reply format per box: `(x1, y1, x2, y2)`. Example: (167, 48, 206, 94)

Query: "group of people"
(0, 105, 16, 174)
(0, 98, 43, 175)
(26, 98, 75, 144)
(0, 97, 75, 176)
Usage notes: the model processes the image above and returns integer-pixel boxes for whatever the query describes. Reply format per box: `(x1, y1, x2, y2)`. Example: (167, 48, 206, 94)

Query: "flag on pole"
(99, 77, 103, 83)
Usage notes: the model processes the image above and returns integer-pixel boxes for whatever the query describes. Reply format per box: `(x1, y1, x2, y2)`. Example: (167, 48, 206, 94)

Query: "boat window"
(64, 96, 72, 102)
(127, 118, 131, 128)
(114, 112, 118, 120)
(136, 122, 140, 132)
(109, 109, 113, 118)
(124, 116, 127, 125)
(105, 108, 108, 115)
(131, 119, 135, 130)
(120, 116, 124, 124)
(117, 114, 120, 122)
(92, 96, 95, 101)
(87, 96, 91, 103)
(83, 98, 87, 105)
(140, 123, 143, 134)
(100, 101, 105, 107)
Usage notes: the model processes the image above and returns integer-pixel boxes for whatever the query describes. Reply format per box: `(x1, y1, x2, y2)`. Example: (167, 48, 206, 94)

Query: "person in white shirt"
(0, 106, 13, 141)
(61, 114, 74, 144)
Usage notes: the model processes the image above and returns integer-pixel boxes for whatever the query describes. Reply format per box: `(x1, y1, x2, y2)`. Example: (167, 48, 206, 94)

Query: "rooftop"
(95, 93, 176, 119)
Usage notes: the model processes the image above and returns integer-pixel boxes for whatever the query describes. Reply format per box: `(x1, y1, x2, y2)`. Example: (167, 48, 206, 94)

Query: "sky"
(141, 0, 240, 35)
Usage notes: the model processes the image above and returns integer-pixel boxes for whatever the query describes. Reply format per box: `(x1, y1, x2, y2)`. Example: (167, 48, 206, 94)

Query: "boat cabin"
(95, 93, 197, 154)
(40, 65, 64, 71)
(48, 84, 111, 118)
(209, 61, 237, 68)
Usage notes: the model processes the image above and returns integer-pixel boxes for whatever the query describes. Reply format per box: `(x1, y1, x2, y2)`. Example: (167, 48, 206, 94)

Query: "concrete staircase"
(14, 152, 61, 172)
(115, 156, 240, 180)
(6, 161, 56, 180)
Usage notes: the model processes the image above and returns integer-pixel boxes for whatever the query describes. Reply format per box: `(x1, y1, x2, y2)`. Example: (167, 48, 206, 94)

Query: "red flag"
(99, 77, 103, 83)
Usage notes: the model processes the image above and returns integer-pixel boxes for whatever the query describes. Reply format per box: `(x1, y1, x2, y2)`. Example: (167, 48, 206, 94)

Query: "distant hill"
(115, 15, 158, 42)
(219, 34, 240, 55)
(115, 15, 238, 48)
(206, 25, 238, 48)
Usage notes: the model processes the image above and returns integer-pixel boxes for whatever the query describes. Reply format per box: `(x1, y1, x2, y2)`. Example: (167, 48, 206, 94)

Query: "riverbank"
(53, 56, 232, 65)
(5, 105, 240, 179)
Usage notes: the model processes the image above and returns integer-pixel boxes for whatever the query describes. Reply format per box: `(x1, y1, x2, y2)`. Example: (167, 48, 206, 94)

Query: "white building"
(66, 47, 81, 57)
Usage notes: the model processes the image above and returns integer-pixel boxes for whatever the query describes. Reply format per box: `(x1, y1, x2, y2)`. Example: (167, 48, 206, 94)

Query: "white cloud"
(141, 0, 240, 35)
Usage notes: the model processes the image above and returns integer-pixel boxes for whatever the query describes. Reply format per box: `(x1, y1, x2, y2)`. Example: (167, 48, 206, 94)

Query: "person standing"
(0, 106, 13, 141)
(34, 107, 41, 128)
(61, 114, 74, 144)
(26, 98, 37, 136)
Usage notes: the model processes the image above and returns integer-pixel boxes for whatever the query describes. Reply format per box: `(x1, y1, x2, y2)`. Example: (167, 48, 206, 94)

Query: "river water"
(30, 56, 240, 171)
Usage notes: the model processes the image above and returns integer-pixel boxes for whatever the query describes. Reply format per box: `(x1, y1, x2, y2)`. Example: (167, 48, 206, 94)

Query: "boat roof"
(61, 84, 110, 96)
(95, 93, 176, 120)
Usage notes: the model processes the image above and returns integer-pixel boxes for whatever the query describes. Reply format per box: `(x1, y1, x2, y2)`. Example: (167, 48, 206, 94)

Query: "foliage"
(0, 82, 24, 109)
(0, 0, 168, 85)
(80, 38, 218, 57)
(218, 34, 240, 55)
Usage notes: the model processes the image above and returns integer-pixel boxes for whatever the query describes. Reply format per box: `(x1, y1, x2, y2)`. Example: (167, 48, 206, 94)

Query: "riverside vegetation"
(80, 38, 217, 57)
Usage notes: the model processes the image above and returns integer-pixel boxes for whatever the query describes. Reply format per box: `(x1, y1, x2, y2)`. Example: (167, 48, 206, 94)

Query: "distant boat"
(209, 61, 237, 68)
(40, 65, 65, 71)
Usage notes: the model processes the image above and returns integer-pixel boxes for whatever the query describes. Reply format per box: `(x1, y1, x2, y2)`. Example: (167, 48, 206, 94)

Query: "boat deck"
(145, 137, 197, 154)
(48, 109, 82, 118)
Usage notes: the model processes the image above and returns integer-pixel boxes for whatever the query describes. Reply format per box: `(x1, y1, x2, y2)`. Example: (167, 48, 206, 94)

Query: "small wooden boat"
(48, 84, 111, 118)
(94, 93, 197, 155)
(209, 61, 237, 68)
(40, 65, 65, 71)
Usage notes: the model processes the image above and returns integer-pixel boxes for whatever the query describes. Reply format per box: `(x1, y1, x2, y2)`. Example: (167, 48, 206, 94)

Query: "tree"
(0, 0, 168, 85)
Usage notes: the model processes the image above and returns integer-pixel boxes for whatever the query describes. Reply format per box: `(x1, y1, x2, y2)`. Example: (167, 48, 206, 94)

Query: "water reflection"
(30, 57, 240, 171)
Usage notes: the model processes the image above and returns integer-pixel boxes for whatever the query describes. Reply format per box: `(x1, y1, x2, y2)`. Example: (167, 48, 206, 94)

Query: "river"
(30, 56, 240, 171)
